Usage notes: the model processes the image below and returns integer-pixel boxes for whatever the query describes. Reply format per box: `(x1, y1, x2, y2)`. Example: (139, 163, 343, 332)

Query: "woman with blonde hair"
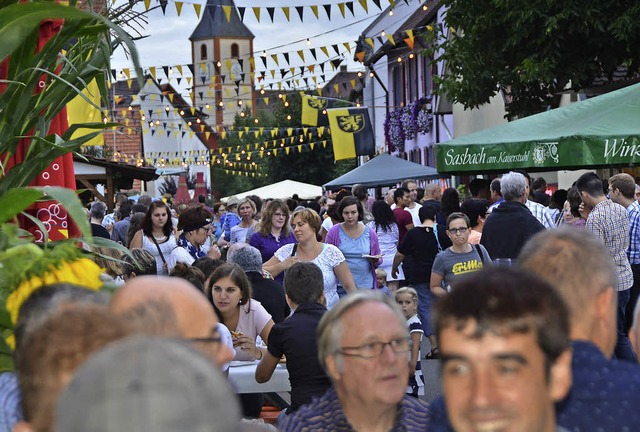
(263, 208, 356, 308)
(229, 197, 257, 244)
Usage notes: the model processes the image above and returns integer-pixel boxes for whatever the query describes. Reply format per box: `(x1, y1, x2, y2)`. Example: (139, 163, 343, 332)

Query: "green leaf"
(0, 189, 43, 224)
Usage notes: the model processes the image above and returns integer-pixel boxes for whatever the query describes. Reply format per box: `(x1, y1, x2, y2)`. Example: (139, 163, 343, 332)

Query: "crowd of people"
(5, 169, 640, 431)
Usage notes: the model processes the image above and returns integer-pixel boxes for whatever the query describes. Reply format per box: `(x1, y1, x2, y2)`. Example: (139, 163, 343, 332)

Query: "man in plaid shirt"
(578, 172, 635, 362)
(608, 174, 640, 339)
(514, 170, 556, 228)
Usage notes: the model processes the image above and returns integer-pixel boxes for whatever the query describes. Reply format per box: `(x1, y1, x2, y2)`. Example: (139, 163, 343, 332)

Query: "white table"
(228, 361, 291, 394)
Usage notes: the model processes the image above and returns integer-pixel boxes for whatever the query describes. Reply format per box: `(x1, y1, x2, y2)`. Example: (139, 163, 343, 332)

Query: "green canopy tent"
(435, 82, 640, 174)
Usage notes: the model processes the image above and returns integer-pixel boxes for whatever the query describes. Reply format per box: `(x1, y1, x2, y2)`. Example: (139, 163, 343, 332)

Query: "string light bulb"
(254, 118, 259, 124)
(306, 38, 311, 45)
(409, 53, 415, 59)
(423, 4, 428, 10)
(179, 110, 185, 115)
(389, 10, 393, 16)
(381, 31, 386, 37)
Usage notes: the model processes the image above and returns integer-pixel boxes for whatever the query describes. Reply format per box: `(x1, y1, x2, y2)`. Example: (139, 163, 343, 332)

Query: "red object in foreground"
(0, 17, 80, 241)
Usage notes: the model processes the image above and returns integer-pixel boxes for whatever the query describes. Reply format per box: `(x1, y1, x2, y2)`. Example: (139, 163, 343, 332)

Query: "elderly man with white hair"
(280, 290, 429, 431)
(480, 171, 545, 260)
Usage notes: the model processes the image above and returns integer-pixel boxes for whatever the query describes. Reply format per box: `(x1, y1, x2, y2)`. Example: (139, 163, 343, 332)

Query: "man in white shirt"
(402, 179, 422, 227)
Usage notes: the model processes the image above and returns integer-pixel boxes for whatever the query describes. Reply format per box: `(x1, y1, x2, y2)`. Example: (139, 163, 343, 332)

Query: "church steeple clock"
(189, 0, 255, 127)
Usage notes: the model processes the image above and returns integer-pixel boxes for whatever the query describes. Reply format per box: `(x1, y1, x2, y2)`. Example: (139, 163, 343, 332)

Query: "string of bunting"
(129, 0, 402, 21)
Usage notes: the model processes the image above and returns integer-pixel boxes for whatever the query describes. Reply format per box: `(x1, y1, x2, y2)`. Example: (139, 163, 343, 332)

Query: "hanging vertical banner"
(327, 107, 374, 161)
(301, 95, 334, 127)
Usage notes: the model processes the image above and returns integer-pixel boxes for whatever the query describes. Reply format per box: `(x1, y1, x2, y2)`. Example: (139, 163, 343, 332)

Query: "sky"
(109, 0, 395, 94)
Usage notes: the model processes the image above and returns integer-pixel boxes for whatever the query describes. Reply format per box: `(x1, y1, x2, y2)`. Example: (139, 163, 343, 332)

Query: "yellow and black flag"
(301, 94, 334, 126)
(327, 107, 375, 161)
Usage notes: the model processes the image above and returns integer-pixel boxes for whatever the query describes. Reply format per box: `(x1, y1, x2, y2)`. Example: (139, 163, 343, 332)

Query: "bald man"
(110, 276, 234, 368)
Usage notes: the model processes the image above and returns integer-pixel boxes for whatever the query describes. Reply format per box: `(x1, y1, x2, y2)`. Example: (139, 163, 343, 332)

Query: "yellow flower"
(6, 258, 103, 324)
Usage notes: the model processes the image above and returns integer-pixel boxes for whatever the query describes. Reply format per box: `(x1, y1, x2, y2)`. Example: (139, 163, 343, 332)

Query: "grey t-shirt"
(431, 245, 491, 289)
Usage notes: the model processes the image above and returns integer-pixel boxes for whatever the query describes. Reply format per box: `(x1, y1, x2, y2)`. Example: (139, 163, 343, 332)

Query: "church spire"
(189, 0, 254, 40)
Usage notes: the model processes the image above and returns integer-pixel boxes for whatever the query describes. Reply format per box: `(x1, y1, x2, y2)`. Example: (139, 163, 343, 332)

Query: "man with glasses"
(480, 171, 545, 260)
(280, 290, 429, 431)
(110, 276, 235, 370)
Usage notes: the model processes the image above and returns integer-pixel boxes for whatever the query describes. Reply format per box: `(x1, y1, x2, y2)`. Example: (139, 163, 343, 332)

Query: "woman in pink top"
(208, 262, 274, 417)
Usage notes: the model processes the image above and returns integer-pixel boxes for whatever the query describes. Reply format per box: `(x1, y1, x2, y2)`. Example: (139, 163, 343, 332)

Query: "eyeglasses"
(200, 225, 213, 232)
(447, 227, 469, 234)
(337, 337, 411, 359)
(273, 213, 287, 218)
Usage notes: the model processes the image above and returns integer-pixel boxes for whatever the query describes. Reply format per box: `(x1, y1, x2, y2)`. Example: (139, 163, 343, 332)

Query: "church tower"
(190, 0, 255, 127)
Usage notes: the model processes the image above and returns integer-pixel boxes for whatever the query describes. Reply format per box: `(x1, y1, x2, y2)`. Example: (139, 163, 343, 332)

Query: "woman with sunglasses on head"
(129, 201, 177, 275)
(249, 199, 296, 285)
(229, 197, 258, 245)
(168, 206, 221, 272)
(430, 212, 491, 298)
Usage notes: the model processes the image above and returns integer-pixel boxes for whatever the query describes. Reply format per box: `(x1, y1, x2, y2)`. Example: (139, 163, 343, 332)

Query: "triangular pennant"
(404, 37, 414, 50)
(320, 46, 329, 58)
(149, 66, 156, 79)
(143, 0, 151, 10)
(163, 66, 170, 77)
(332, 44, 340, 56)
(343, 42, 352, 53)
(159, 0, 167, 14)
(260, 56, 267, 69)
(174, 1, 183, 15)
(238, 6, 245, 21)
(309, 48, 317, 61)
(389, 0, 395, 7)
(308, 64, 316, 73)
(319, 63, 326, 73)
(346, 1, 355, 15)
(252, 7, 260, 21)
(283, 52, 290, 65)
(323, 4, 331, 19)
(338, 3, 345, 18)
(193, 3, 201, 18)
(355, 51, 365, 62)
(295, 6, 304, 20)
(238, 58, 244, 71)
(331, 59, 343, 70)
(122, 68, 131, 79)
(176, 65, 183, 76)
(222, 5, 232, 22)
(297, 50, 305, 62)
(365, 38, 375, 48)
(267, 7, 275, 22)
(387, 34, 396, 45)
(270, 54, 279, 66)
(280, 68, 287, 77)
(186, 77, 192, 85)
(187, 64, 194, 75)
(282, 6, 290, 21)
(310, 5, 319, 18)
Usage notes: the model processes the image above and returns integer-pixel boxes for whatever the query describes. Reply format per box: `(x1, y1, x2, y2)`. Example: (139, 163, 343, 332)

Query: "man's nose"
(470, 371, 497, 407)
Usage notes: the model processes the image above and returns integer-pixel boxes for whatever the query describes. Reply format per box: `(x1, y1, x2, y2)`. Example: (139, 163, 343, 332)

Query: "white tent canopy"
(222, 179, 323, 201)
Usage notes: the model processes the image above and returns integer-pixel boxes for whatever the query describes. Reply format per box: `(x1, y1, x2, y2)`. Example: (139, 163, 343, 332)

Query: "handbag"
(150, 235, 168, 271)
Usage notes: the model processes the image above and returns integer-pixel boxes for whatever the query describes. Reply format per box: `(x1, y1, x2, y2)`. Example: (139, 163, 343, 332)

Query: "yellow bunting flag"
(297, 50, 305, 62)
(122, 68, 130, 79)
(320, 46, 329, 58)
(143, 0, 150, 10)
(343, 42, 352, 53)
(194, 3, 201, 18)
(327, 107, 375, 161)
(149, 66, 156, 79)
(366, 38, 375, 48)
(404, 29, 415, 50)
(271, 54, 279, 66)
(175, 1, 183, 16)
(338, 3, 346, 17)
(176, 65, 183, 76)
(282, 7, 290, 21)
(222, 5, 232, 22)
(387, 34, 396, 45)
(359, 0, 368, 13)
(310, 5, 319, 18)
(253, 7, 260, 21)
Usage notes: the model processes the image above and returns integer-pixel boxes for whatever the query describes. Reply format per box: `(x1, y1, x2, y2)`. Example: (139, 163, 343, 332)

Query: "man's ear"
(548, 348, 572, 402)
(325, 355, 341, 383)
(13, 421, 34, 432)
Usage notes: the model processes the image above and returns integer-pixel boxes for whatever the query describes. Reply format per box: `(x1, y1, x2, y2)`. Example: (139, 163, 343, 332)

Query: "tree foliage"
(211, 93, 356, 196)
(432, 0, 640, 119)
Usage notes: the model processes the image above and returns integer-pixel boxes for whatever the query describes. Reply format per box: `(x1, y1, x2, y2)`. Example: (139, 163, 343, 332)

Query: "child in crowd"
(395, 287, 423, 397)
(375, 268, 393, 297)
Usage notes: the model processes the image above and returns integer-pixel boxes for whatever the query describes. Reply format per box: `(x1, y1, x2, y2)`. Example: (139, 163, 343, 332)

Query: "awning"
(435, 82, 640, 174)
(324, 153, 441, 190)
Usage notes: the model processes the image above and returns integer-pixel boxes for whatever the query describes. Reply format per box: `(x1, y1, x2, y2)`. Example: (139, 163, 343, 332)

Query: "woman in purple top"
(249, 200, 296, 284)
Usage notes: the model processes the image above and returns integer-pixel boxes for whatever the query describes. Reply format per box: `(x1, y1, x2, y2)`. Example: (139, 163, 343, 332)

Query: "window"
(200, 44, 207, 60)
(422, 55, 433, 97)
(392, 66, 403, 108)
(231, 43, 239, 58)
(406, 57, 418, 103)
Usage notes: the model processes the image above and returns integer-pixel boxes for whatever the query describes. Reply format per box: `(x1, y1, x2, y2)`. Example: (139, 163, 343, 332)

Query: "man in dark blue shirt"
(255, 262, 331, 414)
(428, 227, 640, 432)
